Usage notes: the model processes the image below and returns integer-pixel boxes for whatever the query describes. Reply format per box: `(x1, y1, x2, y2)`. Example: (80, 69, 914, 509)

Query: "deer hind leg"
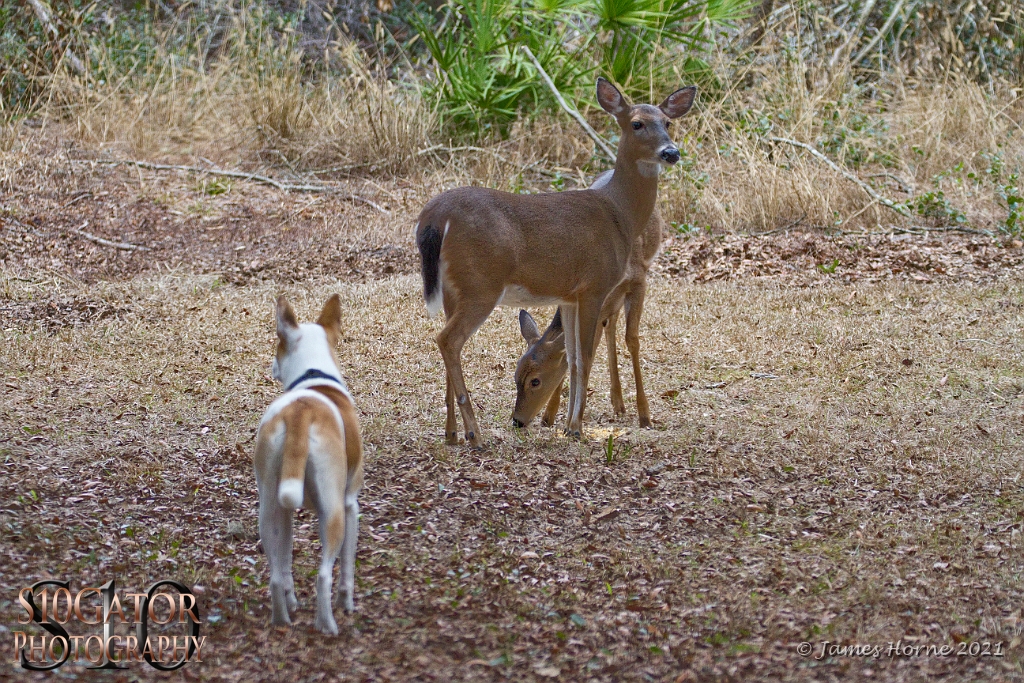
(624, 284, 651, 427)
(604, 308, 626, 416)
(566, 298, 603, 438)
(541, 376, 563, 427)
(436, 296, 498, 448)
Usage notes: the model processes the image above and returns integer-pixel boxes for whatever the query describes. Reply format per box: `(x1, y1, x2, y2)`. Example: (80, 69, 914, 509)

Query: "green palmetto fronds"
(414, 0, 752, 135)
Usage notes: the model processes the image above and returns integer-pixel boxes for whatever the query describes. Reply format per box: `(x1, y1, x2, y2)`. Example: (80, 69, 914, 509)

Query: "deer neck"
(604, 151, 659, 237)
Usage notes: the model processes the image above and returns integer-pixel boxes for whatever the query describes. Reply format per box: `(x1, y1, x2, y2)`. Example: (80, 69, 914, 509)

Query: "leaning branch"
(75, 159, 389, 214)
(521, 46, 618, 162)
(26, 0, 86, 75)
(852, 0, 908, 65)
(767, 136, 910, 217)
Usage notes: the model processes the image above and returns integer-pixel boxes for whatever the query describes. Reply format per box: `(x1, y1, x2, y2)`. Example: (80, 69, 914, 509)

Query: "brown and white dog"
(253, 294, 364, 635)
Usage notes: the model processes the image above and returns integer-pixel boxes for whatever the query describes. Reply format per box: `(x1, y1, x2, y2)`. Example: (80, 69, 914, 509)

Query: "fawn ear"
(276, 296, 299, 341)
(519, 309, 541, 345)
(597, 78, 628, 117)
(549, 307, 564, 333)
(659, 85, 697, 119)
(317, 294, 342, 336)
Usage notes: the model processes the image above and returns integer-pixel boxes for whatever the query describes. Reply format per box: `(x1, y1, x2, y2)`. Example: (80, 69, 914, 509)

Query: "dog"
(253, 294, 363, 635)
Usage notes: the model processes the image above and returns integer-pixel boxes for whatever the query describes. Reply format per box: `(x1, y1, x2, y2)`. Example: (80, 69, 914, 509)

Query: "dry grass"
(36, 30, 434, 175)
(21, 70, 1022, 236)
(666, 70, 1024, 233)
(1, 261, 1022, 680)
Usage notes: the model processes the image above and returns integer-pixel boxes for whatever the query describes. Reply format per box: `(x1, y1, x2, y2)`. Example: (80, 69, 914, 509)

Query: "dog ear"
(659, 85, 697, 119)
(519, 309, 541, 345)
(276, 296, 299, 341)
(317, 294, 342, 339)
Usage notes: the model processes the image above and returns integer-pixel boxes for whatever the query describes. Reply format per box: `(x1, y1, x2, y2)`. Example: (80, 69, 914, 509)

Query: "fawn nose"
(512, 417, 525, 429)
(660, 147, 680, 165)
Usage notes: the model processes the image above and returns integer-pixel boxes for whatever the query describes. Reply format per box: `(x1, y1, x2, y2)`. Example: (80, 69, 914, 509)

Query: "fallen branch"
(745, 212, 807, 237)
(767, 136, 910, 218)
(74, 159, 389, 214)
(521, 46, 618, 162)
(69, 221, 150, 251)
(416, 144, 498, 157)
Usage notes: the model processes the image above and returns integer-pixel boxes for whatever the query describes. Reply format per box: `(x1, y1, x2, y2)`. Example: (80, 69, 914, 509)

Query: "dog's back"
(256, 393, 339, 505)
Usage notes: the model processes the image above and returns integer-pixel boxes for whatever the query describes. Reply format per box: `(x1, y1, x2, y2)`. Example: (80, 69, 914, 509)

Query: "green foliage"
(817, 258, 839, 274)
(411, 0, 750, 135)
(998, 175, 1021, 237)
(904, 190, 968, 225)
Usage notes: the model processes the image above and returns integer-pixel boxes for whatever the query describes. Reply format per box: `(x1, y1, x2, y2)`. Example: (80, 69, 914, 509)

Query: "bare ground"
(1, 148, 1024, 683)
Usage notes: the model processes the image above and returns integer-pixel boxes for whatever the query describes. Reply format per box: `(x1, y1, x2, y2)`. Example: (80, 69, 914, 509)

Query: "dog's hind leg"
(259, 488, 296, 626)
(337, 493, 359, 612)
(314, 499, 344, 635)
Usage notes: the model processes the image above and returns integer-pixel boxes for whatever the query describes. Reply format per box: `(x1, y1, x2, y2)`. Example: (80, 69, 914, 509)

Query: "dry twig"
(69, 221, 150, 251)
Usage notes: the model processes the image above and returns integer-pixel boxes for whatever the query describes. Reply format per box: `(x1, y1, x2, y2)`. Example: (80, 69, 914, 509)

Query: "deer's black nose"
(512, 417, 525, 429)
(660, 147, 680, 165)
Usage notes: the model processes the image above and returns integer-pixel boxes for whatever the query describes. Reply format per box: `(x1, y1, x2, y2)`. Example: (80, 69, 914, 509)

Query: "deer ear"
(519, 309, 541, 345)
(596, 78, 628, 116)
(317, 294, 342, 336)
(659, 85, 697, 119)
(276, 296, 299, 341)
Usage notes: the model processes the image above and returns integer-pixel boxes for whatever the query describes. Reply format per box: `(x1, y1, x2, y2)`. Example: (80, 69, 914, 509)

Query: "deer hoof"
(639, 416, 652, 428)
(445, 432, 460, 446)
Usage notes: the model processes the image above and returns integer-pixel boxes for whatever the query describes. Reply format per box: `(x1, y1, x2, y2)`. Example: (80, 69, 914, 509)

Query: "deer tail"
(416, 220, 444, 318)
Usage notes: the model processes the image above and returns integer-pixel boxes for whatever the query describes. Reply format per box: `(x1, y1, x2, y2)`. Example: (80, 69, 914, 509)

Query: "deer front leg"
(436, 299, 496, 448)
(541, 376, 563, 427)
(561, 303, 579, 432)
(566, 299, 603, 438)
(604, 309, 626, 416)
(624, 285, 651, 427)
(444, 369, 459, 445)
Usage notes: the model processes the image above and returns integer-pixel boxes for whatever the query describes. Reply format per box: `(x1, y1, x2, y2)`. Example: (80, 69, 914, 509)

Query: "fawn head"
(596, 78, 696, 172)
(513, 309, 569, 428)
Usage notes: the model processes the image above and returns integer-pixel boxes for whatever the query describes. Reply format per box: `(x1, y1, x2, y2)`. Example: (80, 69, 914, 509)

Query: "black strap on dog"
(287, 368, 343, 391)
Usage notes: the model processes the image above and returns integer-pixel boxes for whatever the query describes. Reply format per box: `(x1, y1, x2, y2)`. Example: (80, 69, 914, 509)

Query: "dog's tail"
(277, 404, 314, 509)
(416, 220, 444, 318)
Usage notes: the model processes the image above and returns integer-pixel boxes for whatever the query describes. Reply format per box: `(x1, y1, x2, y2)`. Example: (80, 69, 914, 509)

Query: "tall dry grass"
(661, 57, 1024, 234)
(10, 5, 1024, 235)
(37, 13, 434, 175)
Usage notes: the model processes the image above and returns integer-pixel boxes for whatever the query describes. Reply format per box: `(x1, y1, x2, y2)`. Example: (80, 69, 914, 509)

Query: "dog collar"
(287, 368, 343, 391)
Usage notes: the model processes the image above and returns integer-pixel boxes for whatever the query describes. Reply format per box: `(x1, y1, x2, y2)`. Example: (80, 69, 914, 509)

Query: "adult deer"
(416, 78, 695, 447)
(514, 169, 664, 429)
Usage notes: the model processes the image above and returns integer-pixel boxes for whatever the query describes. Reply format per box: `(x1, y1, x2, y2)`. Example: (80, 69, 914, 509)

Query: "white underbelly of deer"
(497, 285, 568, 308)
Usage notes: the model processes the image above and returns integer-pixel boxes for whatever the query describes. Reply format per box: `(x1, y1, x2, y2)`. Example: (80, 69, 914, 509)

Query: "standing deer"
(514, 169, 664, 429)
(416, 78, 696, 447)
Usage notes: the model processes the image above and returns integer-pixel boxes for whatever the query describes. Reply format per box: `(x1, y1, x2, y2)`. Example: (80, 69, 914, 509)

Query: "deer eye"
(632, 121, 643, 130)
(530, 378, 541, 387)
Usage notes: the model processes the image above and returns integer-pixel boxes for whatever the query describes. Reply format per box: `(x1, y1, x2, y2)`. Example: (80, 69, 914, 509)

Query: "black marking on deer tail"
(417, 222, 443, 317)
